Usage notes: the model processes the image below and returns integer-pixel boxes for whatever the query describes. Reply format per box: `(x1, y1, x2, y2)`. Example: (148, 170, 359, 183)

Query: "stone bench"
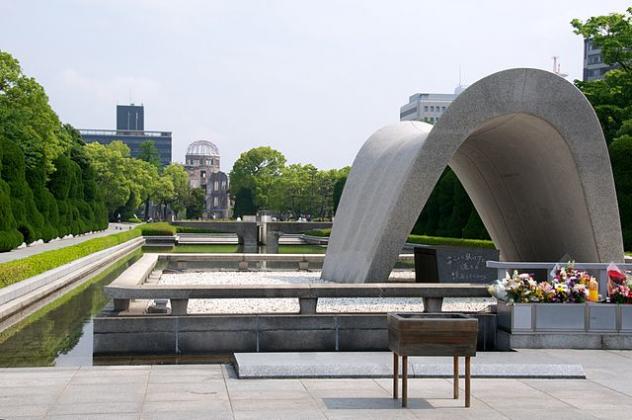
(105, 282, 490, 315)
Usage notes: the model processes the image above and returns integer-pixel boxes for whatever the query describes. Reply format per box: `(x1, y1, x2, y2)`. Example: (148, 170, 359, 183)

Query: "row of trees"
(227, 144, 487, 237)
(229, 147, 349, 220)
(0, 50, 204, 252)
(0, 51, 108, 251)
(572, 7, 632, 249)
(84, 140, 203, 221)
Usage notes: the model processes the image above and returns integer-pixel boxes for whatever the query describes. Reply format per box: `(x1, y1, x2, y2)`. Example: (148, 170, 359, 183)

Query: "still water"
(0, 245, 328, 367)
(0, 251, 141, 368)
(0, 244, 408, 367)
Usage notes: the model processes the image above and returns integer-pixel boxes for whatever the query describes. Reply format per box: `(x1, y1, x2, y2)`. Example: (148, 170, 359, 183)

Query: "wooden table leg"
(393, 353, 398, 399)
(453, 355, 459, 399)
(465, 356, 471, 408)
(402, 355, 408, 408)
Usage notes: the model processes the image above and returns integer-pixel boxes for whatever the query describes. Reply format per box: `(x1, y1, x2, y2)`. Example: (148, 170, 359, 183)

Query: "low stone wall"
(93, 312, 496, 355)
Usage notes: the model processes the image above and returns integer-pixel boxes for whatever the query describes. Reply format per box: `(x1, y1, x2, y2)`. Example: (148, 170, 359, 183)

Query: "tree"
(230, 146, 286, 211)
(572, 8, 632, 73)
(0, 51, 106, 249)
(332, 167, 350, 215)
(84, 141, 160, 220)
(0, 51, 72, 177)
(162, 163, 190, 218)
(233, 188, 256, 218)
(186, 187, 206, 219)
(138, 140, 161, 168)
(610, 135, 632, 250)
(84, 141, 134, 218)
(572, 7, 632, 248)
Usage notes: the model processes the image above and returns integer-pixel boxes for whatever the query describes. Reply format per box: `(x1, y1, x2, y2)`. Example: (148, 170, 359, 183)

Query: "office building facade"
(80, 104, 172, 166)
(583, 39, 616, 81)
(399, 86, 464, 123)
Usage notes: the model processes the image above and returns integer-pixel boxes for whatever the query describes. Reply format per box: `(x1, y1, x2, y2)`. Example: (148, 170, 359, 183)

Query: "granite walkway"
(0, 223, 138, 264)
(234, 350, 586, 379)
(2, 350, 632, 419)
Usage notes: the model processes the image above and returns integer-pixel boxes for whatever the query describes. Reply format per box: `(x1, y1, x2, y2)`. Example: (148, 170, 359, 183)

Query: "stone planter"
(498, 301, 631, 333)
(588, 303, 617, 332)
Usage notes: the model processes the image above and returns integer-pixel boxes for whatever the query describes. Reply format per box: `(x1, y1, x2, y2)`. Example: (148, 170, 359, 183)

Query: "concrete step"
(234, 351, 585, 379)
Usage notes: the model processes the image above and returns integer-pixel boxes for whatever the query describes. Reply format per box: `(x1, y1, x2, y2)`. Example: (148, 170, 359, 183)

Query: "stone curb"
(0, 237, 144, 323)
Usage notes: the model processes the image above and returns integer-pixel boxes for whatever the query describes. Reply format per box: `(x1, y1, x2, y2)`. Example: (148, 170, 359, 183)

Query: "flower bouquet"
(489, 262, 595, 304)
(607, 263, 632, 304)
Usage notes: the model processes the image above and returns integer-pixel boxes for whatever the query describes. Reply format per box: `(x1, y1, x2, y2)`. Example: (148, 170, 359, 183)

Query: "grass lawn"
(278, 245, 327, 254)
(0, 228, 142, 289)
(143, 244, 240, 253)
(144, 244, 326, 254)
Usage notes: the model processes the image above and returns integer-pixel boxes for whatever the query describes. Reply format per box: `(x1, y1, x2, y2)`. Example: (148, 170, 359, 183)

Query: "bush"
(128, 217, 142, 223)
(175, 226, 220, 234)
(0, 228, 141, 288)
(139, 222, 176, 236)
(0, 180, 22, 251)
(0, 229, 23, 252)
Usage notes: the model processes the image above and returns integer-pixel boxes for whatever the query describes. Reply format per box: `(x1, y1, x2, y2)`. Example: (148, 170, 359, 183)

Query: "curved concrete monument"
(322, 68, 624, 283)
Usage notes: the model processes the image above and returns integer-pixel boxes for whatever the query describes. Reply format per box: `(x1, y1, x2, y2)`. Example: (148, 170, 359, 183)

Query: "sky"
(1, 0, 630, 171)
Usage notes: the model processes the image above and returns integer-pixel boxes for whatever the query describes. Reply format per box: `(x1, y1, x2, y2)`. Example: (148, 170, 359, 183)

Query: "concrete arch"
(322, 68, 624, 283)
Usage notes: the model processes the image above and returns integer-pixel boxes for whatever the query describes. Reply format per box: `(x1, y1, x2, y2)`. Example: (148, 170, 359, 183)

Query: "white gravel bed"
(158, 271, 494, 314)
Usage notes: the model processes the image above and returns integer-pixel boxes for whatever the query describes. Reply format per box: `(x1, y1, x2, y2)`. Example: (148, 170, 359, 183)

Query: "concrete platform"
(234, 351, 586, 379)
(3, 350, 632, 419)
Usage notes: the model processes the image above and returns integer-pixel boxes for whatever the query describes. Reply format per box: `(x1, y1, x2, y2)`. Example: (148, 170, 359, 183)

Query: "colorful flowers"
(608, 263, 632, 304)
(489, 262, 594, 304)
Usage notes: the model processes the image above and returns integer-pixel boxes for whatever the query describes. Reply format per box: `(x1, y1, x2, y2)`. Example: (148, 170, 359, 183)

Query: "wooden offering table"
(388, 313, 478, 408)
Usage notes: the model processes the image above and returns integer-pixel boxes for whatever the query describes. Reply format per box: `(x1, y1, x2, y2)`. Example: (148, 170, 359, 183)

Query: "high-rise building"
(583, 39, 616, 81)
(185, 140, 230, 219)
(399, 86, 464, 123)
(116, 104, 144, 130)
(79, 104, 172, 166)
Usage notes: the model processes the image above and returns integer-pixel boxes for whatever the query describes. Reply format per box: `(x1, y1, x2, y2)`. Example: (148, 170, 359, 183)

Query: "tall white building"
(399, 86, 465, 123)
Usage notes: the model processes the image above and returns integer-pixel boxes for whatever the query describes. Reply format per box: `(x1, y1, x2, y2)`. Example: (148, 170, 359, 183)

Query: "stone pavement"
(234, 350, 585, 379)
(0, 223, 137, 264)
(2, 350, 632, 419)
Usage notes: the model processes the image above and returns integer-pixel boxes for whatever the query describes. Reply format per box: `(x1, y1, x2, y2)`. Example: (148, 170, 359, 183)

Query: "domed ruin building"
(184, 140, 230, 219)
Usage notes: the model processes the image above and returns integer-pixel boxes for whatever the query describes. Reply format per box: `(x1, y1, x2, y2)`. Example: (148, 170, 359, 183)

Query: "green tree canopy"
(0, 50, 106, 250)
(230, 146, 287, 211)
(572, 7, 632, 249)
(572, 7, 632, 72)
(162, 163, 190, 218)
(0, 51, 71, 177)
(138, 140, 161, 168)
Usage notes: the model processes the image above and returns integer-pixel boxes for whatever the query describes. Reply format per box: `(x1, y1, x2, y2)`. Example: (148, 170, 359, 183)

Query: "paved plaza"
(2, 350, 632, 419)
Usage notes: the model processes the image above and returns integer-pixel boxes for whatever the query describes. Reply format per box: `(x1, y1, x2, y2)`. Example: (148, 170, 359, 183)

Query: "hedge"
(0, 135, 107, 251)
(139, 222, 176, 236)
(407, 234, 496, 249)
(174, 226, 221, 234)
(0, 228, 141, 289)
(304, 228, 331, 237)
(303, 228, 495, 249)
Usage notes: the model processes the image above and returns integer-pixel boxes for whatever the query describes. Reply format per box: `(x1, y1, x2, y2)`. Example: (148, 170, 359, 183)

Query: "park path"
(0, 223, 138, 264)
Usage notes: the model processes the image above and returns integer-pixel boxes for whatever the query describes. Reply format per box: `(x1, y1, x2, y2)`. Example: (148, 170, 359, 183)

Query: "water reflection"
(0, 251, 141, 367)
